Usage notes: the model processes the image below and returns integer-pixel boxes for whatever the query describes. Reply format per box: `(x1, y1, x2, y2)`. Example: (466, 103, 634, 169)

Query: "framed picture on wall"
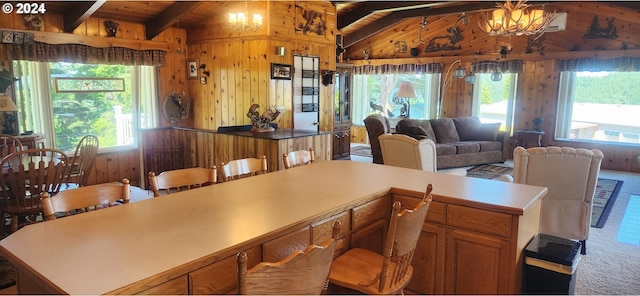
(271, 63, 292, 80)
(188, 60, 198, 79)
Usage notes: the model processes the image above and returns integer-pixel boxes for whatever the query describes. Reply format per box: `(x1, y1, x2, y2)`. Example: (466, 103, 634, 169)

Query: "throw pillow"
(410, 125, 429, 136)
(430, 118, 460, 143)
(453, 117, 481, 141)
(472, 123, 501, 141)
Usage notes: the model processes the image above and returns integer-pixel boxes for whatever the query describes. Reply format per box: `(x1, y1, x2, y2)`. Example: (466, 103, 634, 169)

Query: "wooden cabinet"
(350, 197, 389, 254)
(393, 193, 540, 295)
(444, 229, 510, 294)
(332, 64, 353, 159)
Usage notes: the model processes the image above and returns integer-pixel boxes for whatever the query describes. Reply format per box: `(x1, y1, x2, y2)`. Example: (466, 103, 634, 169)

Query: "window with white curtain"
(471, 72, 518, 136)
(351, 73, 440, 125)
(12, 61, 158, 151)
(556, 71, 640, 144)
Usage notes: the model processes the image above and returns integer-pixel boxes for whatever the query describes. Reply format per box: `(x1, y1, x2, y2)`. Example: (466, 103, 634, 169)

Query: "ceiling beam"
(342, 2, 497, 48)
(145, 1, 202, 40)
(63, 0, 106, 33)
(337, 2, 433, 30)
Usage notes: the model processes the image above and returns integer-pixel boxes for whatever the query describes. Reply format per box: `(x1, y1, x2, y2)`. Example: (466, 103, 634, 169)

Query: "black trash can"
(523, 233, 581, 295)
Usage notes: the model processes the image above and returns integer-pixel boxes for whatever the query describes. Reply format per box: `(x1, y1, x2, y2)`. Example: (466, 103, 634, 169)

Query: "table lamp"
(394, 82, 416, 118)
(0, 95, 19, 135)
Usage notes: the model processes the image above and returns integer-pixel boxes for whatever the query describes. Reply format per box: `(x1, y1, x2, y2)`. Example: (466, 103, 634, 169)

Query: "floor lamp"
(0, 95, 19, 135)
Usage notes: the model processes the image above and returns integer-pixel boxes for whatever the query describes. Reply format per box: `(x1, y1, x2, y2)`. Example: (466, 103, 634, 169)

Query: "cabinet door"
(444, 229, 511, 294)
(189, 246, 261, 295)
(407, 222, 446, 295)
(332, 132, 342, 159)
(341, 131, 351, 158)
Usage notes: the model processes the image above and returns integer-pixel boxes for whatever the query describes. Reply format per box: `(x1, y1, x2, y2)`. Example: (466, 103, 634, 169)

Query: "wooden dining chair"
(0, 134, 24, 159)
(219, 155, 267, 182)
(328, 183, 433, 294)
(0, 148, 69, 234)
(237, 221, 341, 295)
(65, 134, 99, 188)
(40, 178, 131, 220)
(148, 166, 217, 197)
(282, 147, 315, 169)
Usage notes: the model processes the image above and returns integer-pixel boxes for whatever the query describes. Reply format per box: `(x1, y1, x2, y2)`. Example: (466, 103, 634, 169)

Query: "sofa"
(364, 114, 507, 169)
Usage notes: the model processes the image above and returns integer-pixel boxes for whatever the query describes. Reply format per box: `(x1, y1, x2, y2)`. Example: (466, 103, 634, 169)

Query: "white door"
(293, 55, 319, 131)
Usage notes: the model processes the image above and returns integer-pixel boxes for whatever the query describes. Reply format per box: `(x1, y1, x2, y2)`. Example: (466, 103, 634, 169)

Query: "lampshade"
(395, 82, 416, 98)
(0, 96, 18, 112)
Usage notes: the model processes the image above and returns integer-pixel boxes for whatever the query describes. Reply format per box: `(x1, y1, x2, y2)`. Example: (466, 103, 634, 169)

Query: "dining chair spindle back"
(328, 183, 433, 294)
(282, 147, 315, 169)
(65, 134, 99, 188)
(40, 178, 130, 220)
(237, 221, 340, 295)
(0, 148, 69, 233)
(219, 156, 268, 182)
(149, 166, 216, 197)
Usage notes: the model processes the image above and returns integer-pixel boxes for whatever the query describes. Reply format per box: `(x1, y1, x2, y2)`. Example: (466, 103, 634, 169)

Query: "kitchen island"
(0, 161, 546, 294)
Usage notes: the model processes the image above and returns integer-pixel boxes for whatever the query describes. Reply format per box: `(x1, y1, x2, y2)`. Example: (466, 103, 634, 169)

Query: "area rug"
(350, 145, 372, 157)
(466, 164, 512, 180)
(591, 178, 623, 228)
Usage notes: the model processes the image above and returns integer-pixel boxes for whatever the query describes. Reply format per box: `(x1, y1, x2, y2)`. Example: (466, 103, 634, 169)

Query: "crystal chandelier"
(229, 3, 262, 32)
(479, 0, 556, 37)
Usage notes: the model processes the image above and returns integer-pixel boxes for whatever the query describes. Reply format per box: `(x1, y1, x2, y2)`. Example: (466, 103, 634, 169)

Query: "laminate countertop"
(0, 160, 546, 294)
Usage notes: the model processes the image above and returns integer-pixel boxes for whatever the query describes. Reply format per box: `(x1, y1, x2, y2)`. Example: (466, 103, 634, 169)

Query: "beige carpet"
(574, 169, 640, 295)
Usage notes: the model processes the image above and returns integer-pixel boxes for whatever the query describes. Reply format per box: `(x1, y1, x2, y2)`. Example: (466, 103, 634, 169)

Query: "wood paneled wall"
(185, 1, 337, 133)
(344, 2, 640, 173)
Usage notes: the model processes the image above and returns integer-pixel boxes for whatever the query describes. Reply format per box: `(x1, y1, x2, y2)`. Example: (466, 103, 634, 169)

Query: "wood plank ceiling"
(39, 1, 640, 44)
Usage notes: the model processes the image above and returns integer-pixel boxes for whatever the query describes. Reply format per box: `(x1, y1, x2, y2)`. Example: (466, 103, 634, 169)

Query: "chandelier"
(479, 0, 556, 37)
(229, 3, 263, 32)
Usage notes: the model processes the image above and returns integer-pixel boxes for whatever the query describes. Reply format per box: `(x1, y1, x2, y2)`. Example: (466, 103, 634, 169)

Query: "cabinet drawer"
(393, 194, 446, 224)
(352, 197, 389, 230)
(189, 246, 260, 295)
(312, 212, 350, 257)
(138, 275, 188, 295)
(447, 205, 512, 238)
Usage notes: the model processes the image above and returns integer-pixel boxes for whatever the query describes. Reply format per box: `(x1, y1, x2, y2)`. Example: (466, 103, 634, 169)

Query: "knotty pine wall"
(344, 2, 640, 173)
(185, 1, 337, 133)
(0, 12, 188, 185)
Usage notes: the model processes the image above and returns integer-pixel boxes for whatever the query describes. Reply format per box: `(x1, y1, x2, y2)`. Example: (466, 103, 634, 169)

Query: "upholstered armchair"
(378, 134, 467, 176)
(363, 114, 391, 164)
(509, 146, 603, 255)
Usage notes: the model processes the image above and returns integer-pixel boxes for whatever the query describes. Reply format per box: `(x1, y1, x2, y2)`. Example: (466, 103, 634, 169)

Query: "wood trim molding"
(346, 49, 640, 66)
(0, 28, 172, 51)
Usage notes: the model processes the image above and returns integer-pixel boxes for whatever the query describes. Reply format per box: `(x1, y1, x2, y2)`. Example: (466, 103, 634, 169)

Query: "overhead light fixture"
(479, 0, 556, 38)
(464, 72, 476, 84)
(229, 3, 262, 32)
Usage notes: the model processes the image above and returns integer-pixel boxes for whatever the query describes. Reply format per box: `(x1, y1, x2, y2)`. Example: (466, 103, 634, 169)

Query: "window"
(12, 61, 158, 151)
(556, 71, 640, 144)
(352, 73, 439, 125)
(471, 73, 518, 135)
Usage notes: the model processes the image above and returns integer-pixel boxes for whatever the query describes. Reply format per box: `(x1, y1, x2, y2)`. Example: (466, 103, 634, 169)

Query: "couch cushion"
(396, 119, 436, 141)
(430, 118, 460, 143)
(472, 123, 502, 141)
(448, 142, 481, 154)
(435, 143, 457, 156)
(452, 117, 482, 141)
(476, 140, 503, 152)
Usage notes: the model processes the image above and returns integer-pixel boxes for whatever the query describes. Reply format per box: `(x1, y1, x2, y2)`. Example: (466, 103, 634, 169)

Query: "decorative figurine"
(247, 104, 280, 132)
